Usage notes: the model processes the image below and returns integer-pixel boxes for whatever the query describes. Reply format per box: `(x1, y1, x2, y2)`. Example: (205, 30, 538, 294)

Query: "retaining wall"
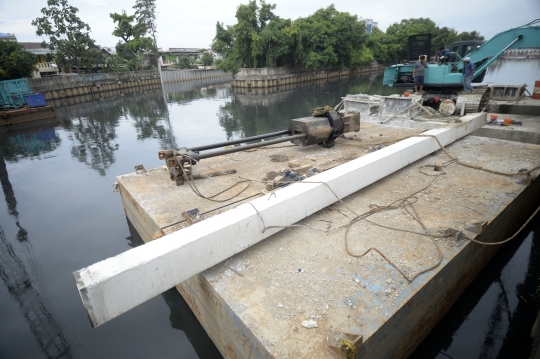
(29, 70, 161, 101)
(161, 69, 232, 84)
(233, 64, 386, 88)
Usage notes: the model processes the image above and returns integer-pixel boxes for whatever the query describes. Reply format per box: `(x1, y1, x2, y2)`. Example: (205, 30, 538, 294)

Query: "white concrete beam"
(74, 113, 486, 328)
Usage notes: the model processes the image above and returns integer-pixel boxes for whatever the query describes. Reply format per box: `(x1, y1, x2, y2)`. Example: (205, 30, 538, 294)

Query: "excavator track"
(454, 87, 490, 114)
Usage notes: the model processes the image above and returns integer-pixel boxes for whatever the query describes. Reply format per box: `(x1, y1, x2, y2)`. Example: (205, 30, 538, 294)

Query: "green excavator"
(382, 20, 540, 113)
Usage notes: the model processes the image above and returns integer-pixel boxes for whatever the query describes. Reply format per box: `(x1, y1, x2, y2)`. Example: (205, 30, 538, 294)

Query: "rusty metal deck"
(116, 123, 540, 359)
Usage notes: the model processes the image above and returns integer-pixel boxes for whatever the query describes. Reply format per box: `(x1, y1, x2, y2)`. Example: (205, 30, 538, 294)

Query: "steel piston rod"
(189, 130, 290, 152)
(198, 133, 306, 160)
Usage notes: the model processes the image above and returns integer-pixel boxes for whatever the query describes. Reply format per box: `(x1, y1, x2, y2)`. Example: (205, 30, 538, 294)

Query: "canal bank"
(1, 63, 539, 359)
(233, 64, 386, 88)
(28, 70, 162, 101)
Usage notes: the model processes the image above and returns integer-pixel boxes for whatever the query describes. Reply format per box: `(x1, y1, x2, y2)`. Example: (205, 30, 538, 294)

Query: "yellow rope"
(340, 339, 357, 359)
(312, 105, 334, 116)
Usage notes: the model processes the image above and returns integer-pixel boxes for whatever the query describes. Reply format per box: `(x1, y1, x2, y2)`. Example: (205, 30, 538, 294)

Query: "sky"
(1, 0, 539, 50)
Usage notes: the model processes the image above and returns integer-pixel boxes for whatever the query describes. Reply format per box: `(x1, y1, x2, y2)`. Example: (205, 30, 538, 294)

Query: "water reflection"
(0, 228, 73, 359)
(0, 147, 73, 358)
(163, 78, 232, 99)
(0, 150, 28, 242)
(66, 115, 119, 176)
(54, 89, 178, 175)
(0, 126, 60, 162)
(217, 73, 399, 140)
(125, 218, 223, 359)
(410, 214, 539, 359)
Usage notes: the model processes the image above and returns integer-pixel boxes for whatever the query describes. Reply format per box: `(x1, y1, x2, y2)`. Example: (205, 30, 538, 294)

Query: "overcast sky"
(1, 0, 539, 49)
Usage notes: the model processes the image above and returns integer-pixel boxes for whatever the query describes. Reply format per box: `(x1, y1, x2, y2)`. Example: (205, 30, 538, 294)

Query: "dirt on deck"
(117, 123, 425, 235)
(118, 121, 540, 358)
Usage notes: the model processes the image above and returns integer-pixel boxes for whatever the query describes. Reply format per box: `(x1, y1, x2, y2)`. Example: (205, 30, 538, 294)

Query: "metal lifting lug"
(158, 148, 201, 186)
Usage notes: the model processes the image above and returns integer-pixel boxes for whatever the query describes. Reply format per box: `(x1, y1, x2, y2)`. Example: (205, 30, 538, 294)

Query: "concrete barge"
(105, 112, 540, 358)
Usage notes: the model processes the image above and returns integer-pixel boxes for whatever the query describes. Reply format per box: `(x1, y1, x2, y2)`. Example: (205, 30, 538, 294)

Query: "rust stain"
(224, 343, 241, 359)
(176, 285, 202, 319)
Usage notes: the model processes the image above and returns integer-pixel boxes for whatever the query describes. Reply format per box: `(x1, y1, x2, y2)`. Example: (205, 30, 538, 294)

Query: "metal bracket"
(465, 221, 488, 235)
(327, 333, 363, 359)
(443, 227, 465, 246)
(134, 164, 146, 173)
(181, 208, 201, 225)
(158, 149, 200, 186)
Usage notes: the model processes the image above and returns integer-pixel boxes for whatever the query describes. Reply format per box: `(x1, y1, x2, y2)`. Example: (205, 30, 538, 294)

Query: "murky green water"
(0, 63, 538, 359)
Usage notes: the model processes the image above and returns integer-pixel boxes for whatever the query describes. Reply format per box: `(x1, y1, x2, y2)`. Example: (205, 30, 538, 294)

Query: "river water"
(0, 60, 539, 359)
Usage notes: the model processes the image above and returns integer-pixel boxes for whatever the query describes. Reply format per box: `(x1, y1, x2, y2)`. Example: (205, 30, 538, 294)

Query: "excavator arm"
(383, 20, 540, 88)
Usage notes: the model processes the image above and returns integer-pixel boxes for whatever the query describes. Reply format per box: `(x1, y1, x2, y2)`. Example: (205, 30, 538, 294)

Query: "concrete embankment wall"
(48, 85, 162, 110)
(161, 69, 232, 84)
(29, 70, 161, 101)
(233, 64, 386, 88)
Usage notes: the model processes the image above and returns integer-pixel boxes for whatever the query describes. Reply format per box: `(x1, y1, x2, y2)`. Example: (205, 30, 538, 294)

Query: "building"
(18, 42, 60, 78)
(361, 18, 378, 34)
(160, 48, 202, 66)
(0, 32, 17, 42)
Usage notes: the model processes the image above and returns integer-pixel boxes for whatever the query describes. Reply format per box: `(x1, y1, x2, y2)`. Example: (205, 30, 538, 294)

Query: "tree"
(102, 55, 128, 72)
(32, 0, 100, 74)
(110, 10, 155, 62)
(212, 1, 368, 73)
(211, 22, 234, 57)
(295, 5, 368, 70)
(366, 18, 484, 64)
(366, 27, 390, 64)
(457, 31, 485, 41)
(133, 0, 158, 49)
(175, 56, 195, 69)
(111, 11, 144, 42)
(384, 18, 438, 62)
(0, 41, 37, 80)
(201, 52, 214, 66)
(433, 26, 459, 52)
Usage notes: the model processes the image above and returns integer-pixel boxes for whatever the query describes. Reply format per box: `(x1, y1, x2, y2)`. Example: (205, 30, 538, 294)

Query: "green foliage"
(433, 27, 459, 52)
(457, 31, 485, 41)
(295, 5, 368, 71)
(201, 52, 214, 66)
(212, 5, 486, 72)
(126, 54, 145, 71)
(0, 41, 37, 80)
(133, 0, 158, 48)
(366, 27, 389, 63)
(366, 18, 485, 64)
(173, 56, 195, 69)
(102, 55, 128, 72)
(110, 10, 156, 62)
(212, 1, 368, 73)
(383, 18, 437, 62)
(32, 0, 101, 73)
(212, 22, 234, 57)
(110, 11, 145, 42)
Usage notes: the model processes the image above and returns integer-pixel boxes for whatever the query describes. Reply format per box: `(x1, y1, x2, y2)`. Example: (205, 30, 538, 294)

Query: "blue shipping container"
(23, 93, 46, 108)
